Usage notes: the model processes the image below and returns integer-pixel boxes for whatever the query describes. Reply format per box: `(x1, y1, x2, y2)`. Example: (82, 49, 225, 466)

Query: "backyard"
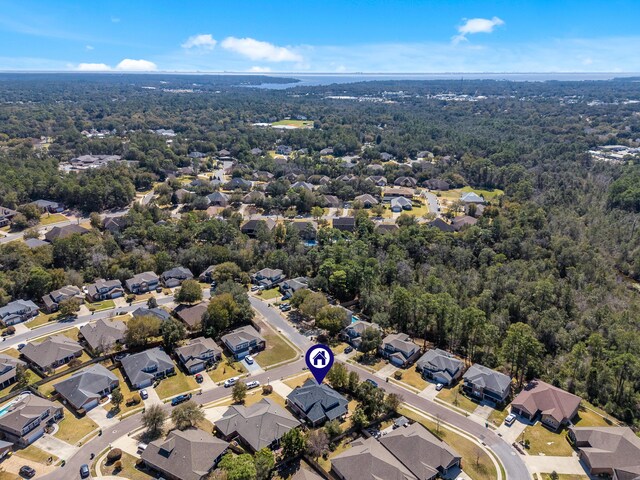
(155, 370, 198, 399)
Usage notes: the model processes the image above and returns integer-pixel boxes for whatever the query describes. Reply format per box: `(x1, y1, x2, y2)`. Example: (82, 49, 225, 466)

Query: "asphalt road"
(422, 190, 440, 215)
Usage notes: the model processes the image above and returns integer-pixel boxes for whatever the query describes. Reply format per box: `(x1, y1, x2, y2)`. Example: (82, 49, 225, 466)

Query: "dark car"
(80, 464, 90, 478)
(140, 389, 149, 400)
(19, 465, 36, 478)
(171, 393, 192, 406)
(195, 373, 203, 383)
(365, 378, 378, 388)
(344, 346, 353, 354)
(17, 343, 26, 350)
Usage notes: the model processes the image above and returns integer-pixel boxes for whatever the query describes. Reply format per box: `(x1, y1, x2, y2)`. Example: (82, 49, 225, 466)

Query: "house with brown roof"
(451, 215, 478, 231)
(0, 394, 63, 446)
(41, 285, 83, 313)
(175, 302, 208, 331)
(568, 426, 640, 476)
(511, 379, 581, 430)
(79, 318, 126, 353)
(241, 218, 276, 237)
(142, 428, 229, 480)
(176, 337, 222, 374)
(21, 335, 83, 372)
(44, 224, 89, 242)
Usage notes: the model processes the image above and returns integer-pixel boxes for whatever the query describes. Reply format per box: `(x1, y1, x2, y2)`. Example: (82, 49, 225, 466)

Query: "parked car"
(19, 466, 36, 478)
(251, 285, 260, 292)
(114, 353, 128, 361)
(245, 355, 254, 365)
(140, 389, 149, 400)
(435, 383, 444, 391)
(344, 346, 353, 354)
(155, 286, 162, 293)
(365, 379, 378, 388)
(280, 304, 291, 312)
(246, 380, 260, 389)
(195, 373, 203, 383)
(224, 376, 240, 388)
(17, 343, 26, 350)
(171, 393, 192, 406)
(505, 413, 516, 426)
(80, 464, 90, 478)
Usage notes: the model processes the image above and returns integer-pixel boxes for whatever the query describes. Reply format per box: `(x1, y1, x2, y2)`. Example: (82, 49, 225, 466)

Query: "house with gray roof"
(332, 216, 356, 232)
(121, 347, 175, 389)
(21, 335, 83, 372)
(0, 207, 17, 227)
(32, 199, 63, 213)
(323, 195, 342, 209)
(24, 238, 49, 249)
(142, 428, 229, 480)
(569, 426, 640, 477)
(416, 349, 464, 386)
(41, 285, 83, 313)
(221, 325, 265, 360)
(280, 277, 309, 299)
(0, 394, 63, 446)
(251, 268, 285, 288)
(462, 364, 512, 404)
(198, 265, 216, 283)
(125, 271, 160, 294)
(379, 333, 421, 368)
(132, 306, 171, 322)
(176, 337, 222, 374)
(85, 278, 124, 302)
(161, 266, 194, 288)
(79, 318, 126, 353)
(0, 354, 26, 389)
(206, 191, 229, 207)
(44, 224, 88, 242)
(390, 196, 413, 212)
(287, 379, 349, 426)
(0, 300, 39, 326)
(354, 194, 379, 208)
(54, 364, 119, 411)
(241, 218, 276, 237)
(460, 192, 485, 204)
(341, 320, 381, 349)
(216, 398, 300, 452)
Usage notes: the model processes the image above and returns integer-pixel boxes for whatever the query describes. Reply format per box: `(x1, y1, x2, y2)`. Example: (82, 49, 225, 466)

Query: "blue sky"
(1, 0, 640, 72)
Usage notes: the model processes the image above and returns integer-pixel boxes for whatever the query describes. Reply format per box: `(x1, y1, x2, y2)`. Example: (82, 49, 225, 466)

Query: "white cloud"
(115, 58, 157, 71)
(221, 37, 302, 62)
(249, 66, 271, 72)
(453, 16, 504, 44)
(85, 45, 94, 51)
(76, 62, 111, 71)
(182, 34, 217, 50)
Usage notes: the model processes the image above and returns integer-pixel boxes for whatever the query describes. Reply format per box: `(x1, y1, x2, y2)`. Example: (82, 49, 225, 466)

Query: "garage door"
(83, 399, 99, 411)
(25, 427, 45, 445)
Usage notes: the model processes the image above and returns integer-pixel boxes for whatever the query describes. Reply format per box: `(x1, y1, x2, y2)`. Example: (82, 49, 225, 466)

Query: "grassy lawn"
(257, 330, 298, 368)
(391, 366, 428, 391)
(488, 405, 510, 426)
(39, 213, 67, 225)
(271, 119, 314, 128)
(397, 406, 497, 480)
(350, 353, 386, 372)
(88, 299, 116, 312)
(100, 451, 153, 480)
(216, 389, 288, 410)
(14, 443, 58, 465)
(54, 409, 99, 444)
(155, 370, 198, 399)
(25, 311, 58, 328)
(574, 403, 618, 427)
(40, 370, 75, 396)
(0, 367, 38, 397)
(258, 287, 281, 300)
(132, 292, 153, 303)
(540, 475, 589, 480)
(318, 438, 351, 472)
(62, 351, 91, 370)
(208, 355, 247, 383)
(0, 348, 21, 359)
(436, 386, 479, 413)
(284, 373, 313, 390)
(522, 423, 575, 456)
(0, 472, 21, 480)
(331, 342, 352, 355)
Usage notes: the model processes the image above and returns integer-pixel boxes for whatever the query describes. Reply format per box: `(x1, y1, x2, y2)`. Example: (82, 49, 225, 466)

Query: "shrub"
(262, 385, 273, 395)
(5, 326, 15, 335)
(107, 448, 122, 462)
(113, 460, 122, 471)
(68, 358, 82, 368)
(393, 371, 403, 380)
(132, 393, 141, 404)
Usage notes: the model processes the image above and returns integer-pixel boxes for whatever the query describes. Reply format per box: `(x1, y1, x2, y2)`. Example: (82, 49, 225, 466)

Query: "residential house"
(161, 266, 194, 288)
(79, 318, 126, 353)
(292, 181, 314, 191)
(424, 179, 450, 191)
(394, 176, 418, 188)
(390, 197, 412, 212)
(366, 164, 385, 174)
(0, 354, 26, 389)
(460, 192, 485, 204)
(242, 190, 266, 204)
(323, 195, 342, 209)
(188, 151, 206, 159)
(198, 265, 216, 283)
(215, 398, 300, 451)
(384, 187, 414, 199)
(379, 333, 421, 368)
(132, 307, 172, 322)
(510, 379, 581, 430)
(451, 215, 477, 231)
(336, 174, 356, 183)
(291, 468, 323, 480)
(276, 145, 293, 155)
(121, 347, 175, 389)
(176, 337, 222, 374)
(380, 152, 394, 161)
(428, 218, 455, 233)
(241, 218, 276, 237)
(24, 238, 49, 249)
(41, 285, 83, 313)
(174, 188, 194, 203)
(341, 320, 381, 349)
(280, 277, 309, 299)
(375, 223, 399, 235)
(32, 200, 64, 213)
(44, 224, 88, 242)
(218, 149, 231, 157)
(0, 207, 17, 227)
(251, 268, 285, 288)
(332, 217, 356, 232)
(287, 379, 349, 426)
(142, 428, 229, 480)
(221, 325, 265, 360)
(21, 335, 83, 371)
(379, 423, 462, 480)
(225, 178, 252, 190)
(68, 154, 123, 170)
(125, 271, 160, 294)
(416, 349, 464, 386)
(331, 437, 418, 480)
(54, 364, 119, 411)
(206, 192, 229, 207)
(250, 148, 263, 156)
(0, 300, 39, 326)
(354, 194, 379, 208)
(175, 303, 208, 331)
(462, 364, 512, 404)
(0, 394, 63, 446)
(366, 176, 388, 186)
(568, 426, 640, 477)
(103, 216, 128, 233)
(287, 221, 318, 241)
(319, 147, 334, 156)
(85, 279, 124, 302)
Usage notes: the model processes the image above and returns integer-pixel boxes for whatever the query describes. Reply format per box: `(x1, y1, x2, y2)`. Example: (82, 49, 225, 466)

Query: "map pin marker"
(305, 344, 334, 384)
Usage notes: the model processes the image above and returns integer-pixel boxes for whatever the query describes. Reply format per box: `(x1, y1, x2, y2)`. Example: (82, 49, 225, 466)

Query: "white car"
(245, 355, 254, 365)
(505, 413, 517, 426)
(246, 380, 261, 389)
(224, 376, 240, 388)
(435, 383, 444, 391)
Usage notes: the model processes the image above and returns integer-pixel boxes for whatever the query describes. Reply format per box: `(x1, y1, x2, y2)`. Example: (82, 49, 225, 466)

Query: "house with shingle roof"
(175, 302, 208, 331)
(390, 196, 412, 212)
(0, 394, 63, 446)
(24, 238, 49, 249)
(161, 266, 194, 288)
(206, 192, 229, 207)
(511, 379, 581, 430)
(241, 218, 276, 237)
(44, 224, 88, 242)
(416, 349, 464, 386)
(0, 207, 17, 227)
(85, 279, 124, 302)
(132, 306, 172, 323)
(354, 194, 379, 208)
(460, 192, 485, 204)
(280, 277, 309, 299)
(287, 379, 349, 426)
(0, 354, 26, 389)
(332, 217, 356, 232)
(176, 337, 222, 374)
(79, 318, 126, 353)
(125, 271, 160, 294)
(379, 333, 421, 368)
(341, 320, 380, 349)
(21, 335, 83, 372)
(41, 285, 83, 313)
(451, 215, 477, 231)
(251, 268, 285, 288)
(121, 347, 175, 389)
(428, 218, 455, 233)
(568, 426, 640, 477)
(54, 364, 119, 411)
(142, 428, 229, 480)
(323, 195, 342, 209)
(221, 325, 265, 360)
(462, 364, 512, 404)
(0, 300, 39, 326)
(215, 398, 300, 452)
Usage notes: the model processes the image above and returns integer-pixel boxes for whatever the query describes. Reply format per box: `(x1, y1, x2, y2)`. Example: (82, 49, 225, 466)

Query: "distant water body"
(252, 73, 640, 89)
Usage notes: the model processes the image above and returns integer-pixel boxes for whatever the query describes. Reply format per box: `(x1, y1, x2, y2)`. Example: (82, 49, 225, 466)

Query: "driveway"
(244, 357, 265, 375)
(197, 371, 217, 392)
(86, 405, 119, 429)
(523, 452, 588, 476)
(422, 191, 440, 215)
(142, 387, 162, 407)
(496, 417, 529, 444)
(375, 363, 398, 380)
(37, 434, 79, 461)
